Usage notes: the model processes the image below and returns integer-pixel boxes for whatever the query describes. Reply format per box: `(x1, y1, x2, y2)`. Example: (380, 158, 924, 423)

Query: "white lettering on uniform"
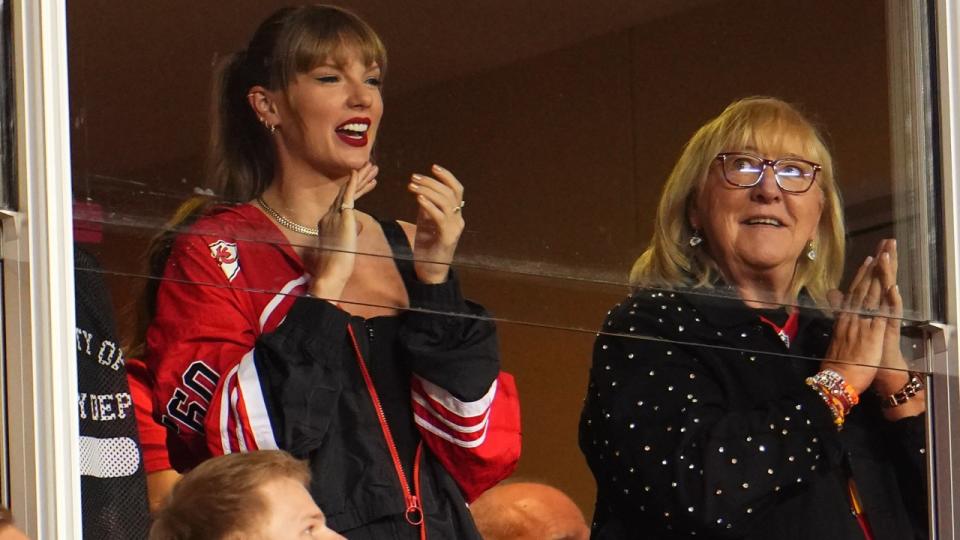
(116, 392, 132, 419)
(78, 393, 88, 419)
(76, 328, 93, 355)
(113, 346, 125, 369)
(94, 340, 125, 371)
(97, 340, 116, 370)
(90, 393, 100, 420)
(98, 394, 116, 421)
(78, 392, 133, 422)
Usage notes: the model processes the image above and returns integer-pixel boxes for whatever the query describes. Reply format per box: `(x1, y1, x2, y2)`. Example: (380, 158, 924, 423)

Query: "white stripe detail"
(79, 436, 141, 478)
(219, 365, 240, 454)
(414, 375, 497, 418)
(259, 275, 308, 331)
(237, 350, 279, 450)
(412, 390, 490, 433)
(230, 387, 248, 452)
(414, 414, 489, 448)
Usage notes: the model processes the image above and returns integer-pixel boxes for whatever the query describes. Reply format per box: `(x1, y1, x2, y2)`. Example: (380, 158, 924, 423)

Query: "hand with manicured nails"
(407, 164, 465, 284)
(308, 162, 378, 299)
(871, 240, 905, 375)
(820, 249, 890, 395)
(866, 239, 926, 418)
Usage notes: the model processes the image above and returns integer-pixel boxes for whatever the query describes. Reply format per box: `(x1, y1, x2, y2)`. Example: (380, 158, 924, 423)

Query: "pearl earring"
(806, 241, 817, 261)
(689, 230, 703, 248)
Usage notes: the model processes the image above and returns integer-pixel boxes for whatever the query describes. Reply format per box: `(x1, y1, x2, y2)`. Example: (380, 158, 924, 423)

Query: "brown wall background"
(69, 0, 894, 518)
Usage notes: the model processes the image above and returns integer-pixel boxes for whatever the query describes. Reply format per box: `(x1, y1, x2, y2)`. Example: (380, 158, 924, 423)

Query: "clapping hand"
(307, 162, 378, 299)
(407, 164, 465, 284)
(866, 240, 926, 418)
(821, 249, 889, 394)
(872, 240, 906, 375)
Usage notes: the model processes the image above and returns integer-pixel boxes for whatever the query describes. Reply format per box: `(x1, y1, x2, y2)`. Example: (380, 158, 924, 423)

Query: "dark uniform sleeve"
(75, 246, 152, 539)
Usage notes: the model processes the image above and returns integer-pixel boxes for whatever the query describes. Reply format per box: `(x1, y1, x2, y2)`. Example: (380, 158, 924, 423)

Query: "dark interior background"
(68, 0, 900, 517)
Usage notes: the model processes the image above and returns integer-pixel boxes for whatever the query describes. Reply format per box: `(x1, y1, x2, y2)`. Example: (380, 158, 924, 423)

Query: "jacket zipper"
(347, 324, 425, 534)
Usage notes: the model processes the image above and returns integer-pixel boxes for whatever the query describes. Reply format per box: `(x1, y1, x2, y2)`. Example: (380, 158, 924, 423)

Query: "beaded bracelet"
(806, 369, 860, 429)
(809, 369, 859, 409)
(807, 383, 845, 428)
(879, 371, 925, 409)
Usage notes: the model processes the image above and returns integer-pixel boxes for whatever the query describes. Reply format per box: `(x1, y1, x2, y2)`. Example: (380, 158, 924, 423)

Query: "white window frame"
(3, 0, 80, 537)
(934, 0, 960, 537)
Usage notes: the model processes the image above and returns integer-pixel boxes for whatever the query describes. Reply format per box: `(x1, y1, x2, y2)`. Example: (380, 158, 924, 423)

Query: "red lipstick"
(335, 117, 371, 147)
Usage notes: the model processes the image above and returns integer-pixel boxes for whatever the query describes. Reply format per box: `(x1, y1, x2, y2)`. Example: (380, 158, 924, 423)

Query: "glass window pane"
(67, 0, 938, 537)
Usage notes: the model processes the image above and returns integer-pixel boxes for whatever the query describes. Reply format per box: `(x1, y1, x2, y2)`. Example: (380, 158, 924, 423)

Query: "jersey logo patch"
(208, 240, 240, 281)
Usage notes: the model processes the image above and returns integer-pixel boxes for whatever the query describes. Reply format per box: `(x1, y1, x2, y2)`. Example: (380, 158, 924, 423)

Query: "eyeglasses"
(715, 152, 821, 193)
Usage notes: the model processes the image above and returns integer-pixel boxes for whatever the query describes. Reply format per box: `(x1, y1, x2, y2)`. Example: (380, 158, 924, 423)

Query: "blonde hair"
(149, 450, 311, 540)
(629, 97, 845, 305)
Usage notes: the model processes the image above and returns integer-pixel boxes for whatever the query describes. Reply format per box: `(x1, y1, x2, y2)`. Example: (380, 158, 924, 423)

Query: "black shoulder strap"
(377, 219, 417, 286)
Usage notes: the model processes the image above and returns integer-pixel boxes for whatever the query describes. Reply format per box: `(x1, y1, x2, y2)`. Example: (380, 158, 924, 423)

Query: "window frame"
(928, 0, 960, 537)
(3, 0, 81, 537)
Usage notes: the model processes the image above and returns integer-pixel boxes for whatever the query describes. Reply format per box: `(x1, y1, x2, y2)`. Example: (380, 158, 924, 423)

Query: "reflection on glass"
(580, 99, 927, 537)
(64, 0, 938, 534)
(68, 0, 935, 331)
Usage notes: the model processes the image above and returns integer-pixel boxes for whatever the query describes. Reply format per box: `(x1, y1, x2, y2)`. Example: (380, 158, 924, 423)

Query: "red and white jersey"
(146, 203, 520, 501)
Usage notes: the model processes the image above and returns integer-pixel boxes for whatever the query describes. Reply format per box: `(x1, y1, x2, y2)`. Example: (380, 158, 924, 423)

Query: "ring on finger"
(340, 204, 355, 212)
(452, 200, 466, 213)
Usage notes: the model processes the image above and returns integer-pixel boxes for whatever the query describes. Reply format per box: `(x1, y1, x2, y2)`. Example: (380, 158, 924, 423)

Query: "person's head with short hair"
(469, 481, 590, 540)
(149, 450, 343, 540)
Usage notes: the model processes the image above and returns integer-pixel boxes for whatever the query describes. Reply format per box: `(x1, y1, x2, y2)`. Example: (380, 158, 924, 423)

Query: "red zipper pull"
(347, 326, 426, 533)
(405, 495, 423, 526)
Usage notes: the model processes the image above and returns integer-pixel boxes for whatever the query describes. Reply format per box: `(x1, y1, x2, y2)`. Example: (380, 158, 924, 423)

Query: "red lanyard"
(758, 309, 873, 539)
(848, 477, 875, 540)
(758, 310, 799, 348)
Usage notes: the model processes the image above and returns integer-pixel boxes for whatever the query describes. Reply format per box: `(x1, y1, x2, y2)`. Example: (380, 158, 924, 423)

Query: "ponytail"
(125, 195, 215, 358)
(206, 50, 274, 202)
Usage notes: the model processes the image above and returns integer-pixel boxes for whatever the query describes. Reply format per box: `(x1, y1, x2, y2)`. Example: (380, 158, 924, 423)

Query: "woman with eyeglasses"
(579, 97, 926, 539)
(143, 5, 520, 538)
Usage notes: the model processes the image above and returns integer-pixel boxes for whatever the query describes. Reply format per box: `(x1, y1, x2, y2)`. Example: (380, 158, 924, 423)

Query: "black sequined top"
(579, 288, 927, 540)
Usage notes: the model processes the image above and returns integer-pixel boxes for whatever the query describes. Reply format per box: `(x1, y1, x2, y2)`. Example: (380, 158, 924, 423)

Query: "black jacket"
(580, 287, 926, 539)
(253, 221, 504, 539)
(255, 281, 493, 539)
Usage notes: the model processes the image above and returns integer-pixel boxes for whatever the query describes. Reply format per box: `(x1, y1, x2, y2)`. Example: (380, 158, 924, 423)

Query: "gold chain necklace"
(255, 196, 318, 236)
